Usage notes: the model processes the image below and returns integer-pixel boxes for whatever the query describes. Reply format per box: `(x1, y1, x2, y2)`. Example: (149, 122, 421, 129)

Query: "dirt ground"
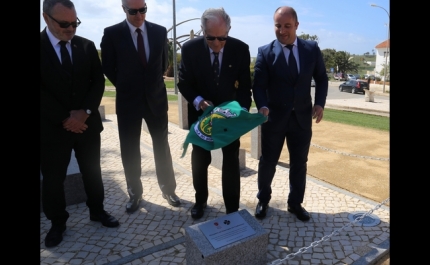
(101, 97, 390, 264)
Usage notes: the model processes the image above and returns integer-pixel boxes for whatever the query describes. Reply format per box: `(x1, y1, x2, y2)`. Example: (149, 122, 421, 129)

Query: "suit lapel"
(40, 29, 72, 80)
(145, 21, 154, 65)
(297, 38, 305, 77)
(273, 41, 288, 69)
(203, 39, 215, 87)
(120, 20, 140, 64)
(70, 38, 82, 76)
(272, 41, 290, 82)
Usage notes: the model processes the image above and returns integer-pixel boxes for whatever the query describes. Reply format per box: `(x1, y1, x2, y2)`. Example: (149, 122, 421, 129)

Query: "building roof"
(375, 39, 390, 49)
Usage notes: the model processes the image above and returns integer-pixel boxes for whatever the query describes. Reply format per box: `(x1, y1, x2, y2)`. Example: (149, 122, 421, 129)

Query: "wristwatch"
(85, 109, 92, 115)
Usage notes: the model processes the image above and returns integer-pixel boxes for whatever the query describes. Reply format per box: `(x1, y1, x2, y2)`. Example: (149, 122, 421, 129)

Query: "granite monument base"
(185, 209, 268, 265)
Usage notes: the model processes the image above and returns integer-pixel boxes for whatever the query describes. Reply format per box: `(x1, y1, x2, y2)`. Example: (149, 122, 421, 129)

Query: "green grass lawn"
(323, 108, 388, 131)
(165, 80, 174, 88)
(103, 89, 388, 132)
(106, 79, 175, 88)
(105, 78, 113, 87)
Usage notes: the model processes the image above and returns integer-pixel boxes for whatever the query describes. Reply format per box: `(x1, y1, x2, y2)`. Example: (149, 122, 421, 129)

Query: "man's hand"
(62, 109, 89, 133)
(312, 105, 324, 123)
(198, 100, 214, 111)
(259, 107, 269, 123)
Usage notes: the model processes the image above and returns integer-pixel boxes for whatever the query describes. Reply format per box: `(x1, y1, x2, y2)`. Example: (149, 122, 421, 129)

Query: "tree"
(334, 51, 359, 74)
(321, 48, 337, 72)
(379, 63, 390, 81)
(297, 33, 319, 43)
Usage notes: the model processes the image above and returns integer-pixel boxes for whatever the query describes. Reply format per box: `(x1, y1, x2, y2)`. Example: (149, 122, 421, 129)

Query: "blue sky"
(40, 0, 390, 57)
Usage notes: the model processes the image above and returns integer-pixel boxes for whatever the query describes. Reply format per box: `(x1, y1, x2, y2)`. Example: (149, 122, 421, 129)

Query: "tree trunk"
(165, 65, 174, 77)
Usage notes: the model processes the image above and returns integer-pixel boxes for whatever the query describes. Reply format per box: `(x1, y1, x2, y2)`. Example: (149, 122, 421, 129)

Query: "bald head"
(273, 6, 299, 45)
(274, 6, 298, 23)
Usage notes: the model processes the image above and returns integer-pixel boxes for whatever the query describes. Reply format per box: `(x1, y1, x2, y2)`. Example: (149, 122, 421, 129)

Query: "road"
(312, 81, 388, 101)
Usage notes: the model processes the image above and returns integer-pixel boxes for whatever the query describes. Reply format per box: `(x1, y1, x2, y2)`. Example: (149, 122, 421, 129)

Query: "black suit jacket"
(101, 20, 168, 118)
(252, 38, 328, 130)
(40, 29, 105, 144)
(177, 36, 252, 127)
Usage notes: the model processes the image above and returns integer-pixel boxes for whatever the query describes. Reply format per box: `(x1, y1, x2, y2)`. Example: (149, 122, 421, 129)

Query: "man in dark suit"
(40, 0, 119, 248)
(177, 7, 252, 219)
(101, 0, 180, 213)
(253, 6, 328, 221)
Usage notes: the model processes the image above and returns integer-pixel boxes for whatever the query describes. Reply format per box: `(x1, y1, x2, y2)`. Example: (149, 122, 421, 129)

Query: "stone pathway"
(40, 113, 389, 265)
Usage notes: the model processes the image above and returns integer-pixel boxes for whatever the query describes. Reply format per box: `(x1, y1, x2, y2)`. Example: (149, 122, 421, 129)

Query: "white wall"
(374, 47, 390, 77)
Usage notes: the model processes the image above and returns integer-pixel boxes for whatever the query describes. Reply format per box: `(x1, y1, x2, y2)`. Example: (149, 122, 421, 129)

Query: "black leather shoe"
(191, 203, 207, 219)
(254, 201, 269, 219)
(90, 211, 120, 227)
(288, 204, 310, 221)
(162, 193, 181, 207)
(125, 196, 142, 213)
(45, 224, 66, 248)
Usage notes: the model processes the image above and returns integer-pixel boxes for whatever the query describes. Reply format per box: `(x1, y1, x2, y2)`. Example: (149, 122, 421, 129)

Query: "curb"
(324, 104, 389, 116)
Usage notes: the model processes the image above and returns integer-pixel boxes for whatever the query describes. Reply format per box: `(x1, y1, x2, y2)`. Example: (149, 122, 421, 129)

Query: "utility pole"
(172, 0, 177, 94)
(371, 4, 390, 93)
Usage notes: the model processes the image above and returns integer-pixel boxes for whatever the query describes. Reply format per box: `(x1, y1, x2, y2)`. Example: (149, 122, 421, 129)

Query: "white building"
(374, 39, 390, 79)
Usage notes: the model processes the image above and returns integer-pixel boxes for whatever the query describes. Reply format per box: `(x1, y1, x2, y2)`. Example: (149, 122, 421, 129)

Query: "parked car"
(364, 74, 375, 80)
(353, 74, 361, 80)
(311, 78, 315, 87)
(333, 73, 345, 81)
(346, 74, 356, 80)
(338, 80, 369, 94)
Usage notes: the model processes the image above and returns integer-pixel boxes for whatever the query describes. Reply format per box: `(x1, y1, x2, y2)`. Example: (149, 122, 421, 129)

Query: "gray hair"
(43, 0, 75, 15)
(201, 7, 231, 32)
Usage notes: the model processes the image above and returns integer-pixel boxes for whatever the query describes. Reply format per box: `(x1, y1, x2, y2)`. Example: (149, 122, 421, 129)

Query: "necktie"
(213, 52, 220, 85)
(286, 44, 298, 80)
(59, 41, 72, 74)
(136, 28, 147, 67)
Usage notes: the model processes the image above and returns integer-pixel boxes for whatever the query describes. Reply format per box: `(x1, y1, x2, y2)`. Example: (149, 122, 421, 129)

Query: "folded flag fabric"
(181, 100, 267, 158)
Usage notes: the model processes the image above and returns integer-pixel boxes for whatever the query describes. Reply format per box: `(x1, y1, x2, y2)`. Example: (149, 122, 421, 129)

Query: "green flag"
(181, 101, 267, 158)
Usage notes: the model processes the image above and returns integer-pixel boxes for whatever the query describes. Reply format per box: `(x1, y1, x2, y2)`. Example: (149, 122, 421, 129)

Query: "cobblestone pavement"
(40, 109, 389, 264)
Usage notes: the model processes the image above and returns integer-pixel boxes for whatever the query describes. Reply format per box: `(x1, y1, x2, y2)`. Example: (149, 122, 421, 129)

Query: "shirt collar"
(126, 20, 146, 34)
(280, 38, 298, 48)
(209, 47, 224, 55)
(46, 27, 71, 47)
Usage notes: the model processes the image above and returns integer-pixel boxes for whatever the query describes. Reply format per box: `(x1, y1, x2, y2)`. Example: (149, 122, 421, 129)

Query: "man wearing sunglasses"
(177, 7, 252, 219)
(40, 0, 119, 248)
(101, 0, 181, 214)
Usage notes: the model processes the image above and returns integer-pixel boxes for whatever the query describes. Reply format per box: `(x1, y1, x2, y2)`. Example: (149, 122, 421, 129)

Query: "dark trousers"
(191, 139, 241, 212)
(257, 111, 312, 206)
(117, 110, 176, 198)
(40, 132, 105, 225)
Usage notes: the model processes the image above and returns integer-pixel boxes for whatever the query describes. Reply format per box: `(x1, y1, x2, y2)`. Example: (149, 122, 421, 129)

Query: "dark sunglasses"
(47, 13, 81, 28)
(205, 36, 228, 41)
(123, 5, 147, 15)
